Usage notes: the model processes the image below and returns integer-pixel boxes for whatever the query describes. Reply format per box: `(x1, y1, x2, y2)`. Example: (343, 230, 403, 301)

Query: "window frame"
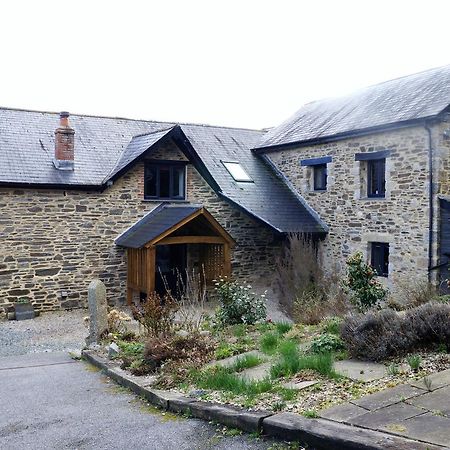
(144, 160, 187, 200)
(221, 161, 253, 182)
(313, 163, 327, 191)
(367, 158, 386, 198)
(370, 242, 389, 277)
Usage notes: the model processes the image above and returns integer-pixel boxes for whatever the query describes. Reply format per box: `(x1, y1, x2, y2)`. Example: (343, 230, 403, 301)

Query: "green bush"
(310, 333, 345, 354)
(343, 252, 387, 311)
(320, 317, 342, 335)
(215, 278, 266, 325)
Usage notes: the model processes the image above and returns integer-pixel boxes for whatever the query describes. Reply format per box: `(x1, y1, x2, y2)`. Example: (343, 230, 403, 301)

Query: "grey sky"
(1, 0, 450, 129)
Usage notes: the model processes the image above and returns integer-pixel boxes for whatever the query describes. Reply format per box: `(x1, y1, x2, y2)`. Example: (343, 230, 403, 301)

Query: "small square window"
(144, 162, 186, 200)
(222, 161, 253, 182)
(313, 164, 327, 191)
(367, 159, 386, 198)
(371, 242, 389, 277)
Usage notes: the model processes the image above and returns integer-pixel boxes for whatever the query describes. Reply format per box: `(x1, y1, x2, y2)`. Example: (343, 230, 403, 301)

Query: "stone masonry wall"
(0, 139, 280, 312)
(267, 125, 433, 291)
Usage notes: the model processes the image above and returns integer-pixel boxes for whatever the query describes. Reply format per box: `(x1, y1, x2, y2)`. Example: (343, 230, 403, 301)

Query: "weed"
(423, 376, 433, 391)
(387, 364, 399, 376)
(214, 342, 246, 360)
(232, 324, 246, 338)
(260, 332, 280, 355)
(310, 333, 345, 354)
(407, 355, 422, 372)
(230, 354, 263, 372)
(272, 401, 286, 411)
(277, 387, 297, 401)
(194, 367, 273, 396)
(320, 317, 342, 335)
(271, 343, 338, 379)
(437, 343, 448, 353)
(275, 322, 293, 335)
(303, 409, 319, 418)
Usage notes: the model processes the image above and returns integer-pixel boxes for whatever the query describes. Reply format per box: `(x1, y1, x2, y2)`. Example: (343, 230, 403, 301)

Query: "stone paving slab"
(352, 384, 426, 411)
(410, 368, 450, 391)
(205, 350, 265, 369)
(407, 385, 450, 416)
(281, 380, 318, 390)
(348, 402, 425, 429)
(333, 359, 386, 382)
(320, 402, 369, 423)
(380, 412, 450, 448)
(239, 362, 272, 381)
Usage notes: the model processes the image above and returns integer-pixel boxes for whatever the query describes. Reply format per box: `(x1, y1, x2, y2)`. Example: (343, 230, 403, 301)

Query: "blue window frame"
(144, 161, 186, 200)
(371, 242, 389, 277)
(313, 164, 327, 191)
(367, 159, 386, 198)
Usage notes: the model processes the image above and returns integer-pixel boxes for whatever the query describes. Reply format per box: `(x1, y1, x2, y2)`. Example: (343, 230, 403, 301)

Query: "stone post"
(86, 279, 108, 345)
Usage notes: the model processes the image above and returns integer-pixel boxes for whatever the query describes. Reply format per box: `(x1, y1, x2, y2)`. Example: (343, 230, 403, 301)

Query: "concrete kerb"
(82, 351, 442, 450)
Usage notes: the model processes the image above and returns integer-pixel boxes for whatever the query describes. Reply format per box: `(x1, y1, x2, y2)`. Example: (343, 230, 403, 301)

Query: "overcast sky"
(1, 0, 450, 129)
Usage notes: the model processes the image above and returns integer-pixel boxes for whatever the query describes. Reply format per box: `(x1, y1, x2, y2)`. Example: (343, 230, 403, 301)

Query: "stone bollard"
(86, 279, 108, 345)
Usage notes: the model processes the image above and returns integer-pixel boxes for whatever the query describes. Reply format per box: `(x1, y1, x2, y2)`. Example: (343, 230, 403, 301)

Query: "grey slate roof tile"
(115, 204, 202, 248)
(256, 64, 450, 149)
(0, 107, 326, 233)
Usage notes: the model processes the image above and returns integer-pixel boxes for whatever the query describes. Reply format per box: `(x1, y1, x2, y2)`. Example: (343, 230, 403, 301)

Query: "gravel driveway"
(0, 309, 87, 357)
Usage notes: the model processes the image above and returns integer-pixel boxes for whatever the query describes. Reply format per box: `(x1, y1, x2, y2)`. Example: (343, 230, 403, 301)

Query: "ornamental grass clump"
(214, 277, 266, 325)
(343, 252, 387, 312)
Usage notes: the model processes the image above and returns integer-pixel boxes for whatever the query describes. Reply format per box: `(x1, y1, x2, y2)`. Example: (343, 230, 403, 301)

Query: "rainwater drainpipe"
(425, 122, 434, 282)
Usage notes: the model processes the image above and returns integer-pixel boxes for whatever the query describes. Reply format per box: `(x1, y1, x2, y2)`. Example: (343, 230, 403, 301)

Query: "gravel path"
(0, 309, 87, 357)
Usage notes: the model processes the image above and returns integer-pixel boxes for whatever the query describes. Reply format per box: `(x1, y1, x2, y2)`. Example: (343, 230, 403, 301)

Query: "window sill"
(359, 196, 387, 201)
(142, 199, 189, 203)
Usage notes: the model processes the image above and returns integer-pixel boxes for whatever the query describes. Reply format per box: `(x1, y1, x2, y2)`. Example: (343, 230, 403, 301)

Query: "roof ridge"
(0, 105, 265, 133)
(132, 126, 176, 138)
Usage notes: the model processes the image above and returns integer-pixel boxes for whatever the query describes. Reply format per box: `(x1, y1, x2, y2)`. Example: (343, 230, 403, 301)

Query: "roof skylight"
(222, 161, 253, 182)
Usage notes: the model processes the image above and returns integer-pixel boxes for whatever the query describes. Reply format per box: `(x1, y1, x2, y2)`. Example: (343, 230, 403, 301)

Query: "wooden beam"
(127, 287, 133, 305)
(146, 246, 156, 294)
(199, 208, 236, 247)
(156, 235, 227, 246)
(145, 209, 204, 247)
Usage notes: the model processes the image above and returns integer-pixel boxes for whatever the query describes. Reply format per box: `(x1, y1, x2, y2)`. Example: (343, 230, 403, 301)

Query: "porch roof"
(115, 204, 235, 249)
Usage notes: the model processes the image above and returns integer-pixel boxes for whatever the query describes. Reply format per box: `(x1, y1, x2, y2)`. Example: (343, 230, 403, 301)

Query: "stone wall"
(0, 139, 280, 312)
(267, 125, 434, 291)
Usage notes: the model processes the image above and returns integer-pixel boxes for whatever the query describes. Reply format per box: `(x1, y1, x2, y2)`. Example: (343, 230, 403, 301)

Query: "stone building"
(0, 110, 323, 312)
(2, 64, 450, 312)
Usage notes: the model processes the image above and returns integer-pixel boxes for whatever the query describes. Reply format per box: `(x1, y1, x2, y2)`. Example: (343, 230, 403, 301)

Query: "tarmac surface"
(0, 352, 285, 450)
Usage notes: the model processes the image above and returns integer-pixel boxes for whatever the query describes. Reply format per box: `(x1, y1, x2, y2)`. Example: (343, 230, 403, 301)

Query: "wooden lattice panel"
(200, 244, 226, 283)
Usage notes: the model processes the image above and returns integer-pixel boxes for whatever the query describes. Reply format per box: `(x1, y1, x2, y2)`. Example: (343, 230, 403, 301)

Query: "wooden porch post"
(146, 246, 156, 294)
(223, 243, 232, 277)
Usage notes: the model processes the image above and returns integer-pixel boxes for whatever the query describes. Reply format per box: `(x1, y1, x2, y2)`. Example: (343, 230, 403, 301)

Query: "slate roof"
(0, 107, 326, 234)
(256, 64, 450, 150)
(115, 204, 201, 248)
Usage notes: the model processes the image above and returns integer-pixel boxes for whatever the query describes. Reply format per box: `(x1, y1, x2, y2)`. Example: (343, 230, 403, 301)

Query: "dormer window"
(144, 161, 186, 200)
(222, 161, 253, 182)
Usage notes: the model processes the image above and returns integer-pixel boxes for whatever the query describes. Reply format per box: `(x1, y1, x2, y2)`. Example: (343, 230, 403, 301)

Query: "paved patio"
(320, 368, 450, 448)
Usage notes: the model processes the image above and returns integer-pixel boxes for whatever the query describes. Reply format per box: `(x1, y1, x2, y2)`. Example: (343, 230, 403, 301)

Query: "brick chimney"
(53, 111, 75, 170)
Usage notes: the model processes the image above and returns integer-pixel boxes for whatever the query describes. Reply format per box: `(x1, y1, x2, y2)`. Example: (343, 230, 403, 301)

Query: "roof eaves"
(253, 116, 439, 154)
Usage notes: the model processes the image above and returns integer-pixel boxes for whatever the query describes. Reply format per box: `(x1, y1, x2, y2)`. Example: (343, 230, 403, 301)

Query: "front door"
(155, 244, 187, 297)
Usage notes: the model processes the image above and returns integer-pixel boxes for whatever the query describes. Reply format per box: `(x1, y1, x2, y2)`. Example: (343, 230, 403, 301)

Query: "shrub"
(343, 252, 387, 311)
(143, 333, 213, 372)
(260, 331, 280, 355)
(131, 291, 178, 337)
(215, 278, 266, 325)
(341, 302, 450, 360)
(107, 309, 132, 334)
(310, 333, 345, 354)
(388, 279, 436, 310)
(275, 234, 350, 323)
(214, 342, 246, 360)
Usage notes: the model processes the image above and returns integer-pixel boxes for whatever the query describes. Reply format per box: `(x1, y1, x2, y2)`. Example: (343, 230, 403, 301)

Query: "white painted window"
(222, 161, 253, 182)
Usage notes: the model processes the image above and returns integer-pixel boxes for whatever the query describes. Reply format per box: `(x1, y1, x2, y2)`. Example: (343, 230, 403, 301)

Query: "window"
(371, 242, 389, 277)
(222, 161, 253, 182)
(313, 164, 327, 190)
(367, 159, 386, 198)
(144, 162, 186, 200)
